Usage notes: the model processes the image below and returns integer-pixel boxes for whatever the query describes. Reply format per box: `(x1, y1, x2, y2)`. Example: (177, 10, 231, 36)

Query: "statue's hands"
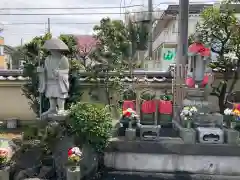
(54, 69, 59, 77)
(37, 67, 44, 73)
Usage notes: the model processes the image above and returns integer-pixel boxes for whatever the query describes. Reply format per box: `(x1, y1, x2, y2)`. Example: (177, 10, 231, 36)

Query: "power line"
(1, 16, 181, 26)
(0, 1, 220, 11)
(0, 4, 143, 10)
(4, 22, 97, 25)
(0, 10, 154, 16)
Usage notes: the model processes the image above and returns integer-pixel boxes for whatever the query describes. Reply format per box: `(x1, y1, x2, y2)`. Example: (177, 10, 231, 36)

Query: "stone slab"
(106, 137, 240, 156)
(224, 129, 239, 145)
(103, 171, 240, 180)
(196, 127, 224, 144)
(139, 125, 161, 141)
(125, 128, 136, 141)
(179, 128, 196, 144)
(186, 88, 205, 98)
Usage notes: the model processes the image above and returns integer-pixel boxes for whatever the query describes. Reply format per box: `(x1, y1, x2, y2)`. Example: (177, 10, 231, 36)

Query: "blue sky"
(0, 0, 218, 46)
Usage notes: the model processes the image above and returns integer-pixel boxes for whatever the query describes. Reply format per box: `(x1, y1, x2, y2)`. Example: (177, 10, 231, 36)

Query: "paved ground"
(98, 172, 240, 180)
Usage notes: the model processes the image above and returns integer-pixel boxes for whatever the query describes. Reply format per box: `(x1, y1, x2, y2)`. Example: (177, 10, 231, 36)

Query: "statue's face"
(50, 49, 61, 56)
(194, 33, 201, 43)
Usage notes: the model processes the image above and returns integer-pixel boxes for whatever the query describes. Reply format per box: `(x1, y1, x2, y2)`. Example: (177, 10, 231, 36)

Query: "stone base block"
(196, 127, 224, 144)
(125, 128, 136, 141)
(66, 166, 81, 180)
(224, 129, 239, 145)
(139, 125, 161, 141)
(0, 168, 9, 180)
(180, 128, 196, 144)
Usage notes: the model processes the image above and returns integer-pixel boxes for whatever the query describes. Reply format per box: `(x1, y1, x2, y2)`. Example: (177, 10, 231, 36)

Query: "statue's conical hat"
(43, 38, 69, 50)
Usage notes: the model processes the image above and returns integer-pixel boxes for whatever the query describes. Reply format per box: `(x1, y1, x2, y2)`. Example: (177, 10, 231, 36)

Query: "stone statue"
(37, 38, 69, 118)
(188, 33, 211, 88)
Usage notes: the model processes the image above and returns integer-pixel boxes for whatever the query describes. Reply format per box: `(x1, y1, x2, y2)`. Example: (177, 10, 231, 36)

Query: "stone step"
(186, 88, 205, 98)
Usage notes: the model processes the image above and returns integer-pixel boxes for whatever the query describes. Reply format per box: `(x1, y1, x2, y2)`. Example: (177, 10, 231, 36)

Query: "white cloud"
(0, 0, 218, 46)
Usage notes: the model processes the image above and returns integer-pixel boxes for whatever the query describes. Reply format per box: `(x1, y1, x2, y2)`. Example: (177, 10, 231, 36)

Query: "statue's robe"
(188, 54, 211, 82)
(41, 55, 69, 98)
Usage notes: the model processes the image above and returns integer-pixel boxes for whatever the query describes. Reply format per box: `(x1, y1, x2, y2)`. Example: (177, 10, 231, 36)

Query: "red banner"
(141, 100, 156, 114)
(122, 100, 135, 111)
(158, 100, 172, 114)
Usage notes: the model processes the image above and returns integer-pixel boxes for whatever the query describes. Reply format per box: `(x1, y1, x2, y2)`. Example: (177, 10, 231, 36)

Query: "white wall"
(145, 15, 200, 71)
(105, 152, 240, 176)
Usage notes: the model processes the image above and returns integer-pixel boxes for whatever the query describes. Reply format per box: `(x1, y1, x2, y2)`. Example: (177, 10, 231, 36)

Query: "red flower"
(124, 111, 131, 117)
(68, 148, 73, 157)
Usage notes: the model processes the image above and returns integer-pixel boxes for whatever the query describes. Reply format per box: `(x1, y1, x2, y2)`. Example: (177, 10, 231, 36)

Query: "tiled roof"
(0, 76, 28, 81)
(79, 76, 169, 82)
(0, 70, 172, 82)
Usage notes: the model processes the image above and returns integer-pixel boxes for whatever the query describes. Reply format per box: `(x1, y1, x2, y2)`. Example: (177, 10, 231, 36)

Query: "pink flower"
(68, 147, 82, 157)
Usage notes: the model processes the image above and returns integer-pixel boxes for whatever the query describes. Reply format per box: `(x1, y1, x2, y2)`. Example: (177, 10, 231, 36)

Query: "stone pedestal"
(179, 128, 196, 144)
(125, 128, 136, 141)
(66, 166, 81, 180)
(224, 129, 239, 145)
(196, 127, 224, 144)
(45, 113, 69, 121)
(139, 125, 161, 141)
(183, 88, 223, 128)
(183, 88, 211, 113)
(0, 167, 9, 180)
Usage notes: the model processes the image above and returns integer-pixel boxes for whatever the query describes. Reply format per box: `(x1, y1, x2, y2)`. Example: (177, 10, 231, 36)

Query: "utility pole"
(20, 38, 23, 46)
(148, 0, 153, 60)
(174, 0, 189, 109)
(176, 0, 189, 66)
(47, 18, 51, 33)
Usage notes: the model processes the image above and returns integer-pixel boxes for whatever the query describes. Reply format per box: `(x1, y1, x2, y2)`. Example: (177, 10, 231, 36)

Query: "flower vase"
(185, 120, 192, 128)
(230, 121, 237, 129)
(66, 166, 81, 180)
(0, 166, 9, 180)
(224, 115, 234, 128)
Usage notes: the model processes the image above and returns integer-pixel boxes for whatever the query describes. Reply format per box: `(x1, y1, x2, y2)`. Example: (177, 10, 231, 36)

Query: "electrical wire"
(0, 10, 160, 16)
(0, 4, 143, 10)
(1, 16, 181, 26)
(0, 10, 155, 16)
(4, 22, 97, 25)
(0, 1, 221, 11)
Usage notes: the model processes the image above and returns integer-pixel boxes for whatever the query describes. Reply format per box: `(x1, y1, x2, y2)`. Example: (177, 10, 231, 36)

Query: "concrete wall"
(0, 75, 239, 121)
(0, 81, 111, 121)
(0, 81, 36, 121)
(104, 152, 240, 175)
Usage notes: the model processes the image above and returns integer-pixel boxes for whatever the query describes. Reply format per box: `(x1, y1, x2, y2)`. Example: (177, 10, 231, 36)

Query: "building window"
(0, 46, 3, 56)
(156, 62, 160, 69)
(172, 22, 177, 33)
(144, 63, 148, 69)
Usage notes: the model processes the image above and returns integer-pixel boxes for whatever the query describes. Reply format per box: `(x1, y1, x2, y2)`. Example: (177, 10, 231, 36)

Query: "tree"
(87, 17, 147, 116)
(194, 1, 240, 113)
(89, 17, 147, 69)
(21, 33, 83, 117)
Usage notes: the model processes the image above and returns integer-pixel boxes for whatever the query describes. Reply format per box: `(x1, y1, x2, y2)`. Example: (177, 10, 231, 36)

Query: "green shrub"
(22, 126, 38, 140)
(69, 102, 113, 152)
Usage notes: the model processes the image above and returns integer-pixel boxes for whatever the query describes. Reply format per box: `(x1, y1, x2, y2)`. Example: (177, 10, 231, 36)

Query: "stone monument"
(181, 33, 225, 144)
(37, 38, 70, 120)
(187, 33, 211, 88)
